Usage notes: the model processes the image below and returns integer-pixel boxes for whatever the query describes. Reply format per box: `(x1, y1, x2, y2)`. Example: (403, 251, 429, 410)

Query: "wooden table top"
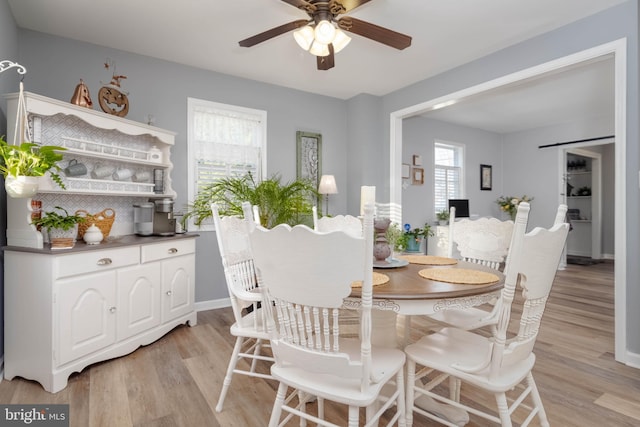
(350, 259, 504, 301)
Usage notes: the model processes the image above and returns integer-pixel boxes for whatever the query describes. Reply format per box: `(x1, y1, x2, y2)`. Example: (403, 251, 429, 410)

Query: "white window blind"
(434, 141, 464, 214)
(187, 98, 267, 230)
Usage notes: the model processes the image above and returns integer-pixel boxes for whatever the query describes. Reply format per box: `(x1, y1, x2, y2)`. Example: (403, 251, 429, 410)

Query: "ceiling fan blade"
(338, 16, 412, 50)
(280, 0, 316, 14)
(317, 44, 335, 70)
(239, 19, 309, 47)
(329, 0, 373, 14)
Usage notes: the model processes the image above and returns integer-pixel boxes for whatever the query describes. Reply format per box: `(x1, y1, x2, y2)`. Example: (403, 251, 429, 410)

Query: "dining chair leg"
(317, 396, 325, 421)
(348, 405, 359, 427)
(495, 392, 513, 427)
(215, 335, 244, 412)
(448, 376, 461, 402)
(269, 383, 288, 427)
(527, 373, 550, 427)
(405, 359, 416, 426)
(250, 338, 264, 372)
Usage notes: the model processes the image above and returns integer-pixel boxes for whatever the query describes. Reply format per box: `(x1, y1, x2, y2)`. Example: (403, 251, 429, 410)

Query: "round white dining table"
(346, 258, 504, 426)
(346, 259, 504, 347)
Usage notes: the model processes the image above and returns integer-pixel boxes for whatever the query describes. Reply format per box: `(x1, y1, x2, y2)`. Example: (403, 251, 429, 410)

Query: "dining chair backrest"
(250, 203, 375, 391)
(486, 205, 569, 379)
(312, 205, 363, 237)
(450, 214, 514, 270)
(211, 202, 261, 317)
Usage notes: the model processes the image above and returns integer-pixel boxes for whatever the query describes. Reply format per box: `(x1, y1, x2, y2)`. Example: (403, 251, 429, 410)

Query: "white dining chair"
(405, 210, 570, 427)
(211, 202, 274, 412)
(250, 203, 407, 427)
(312, 205, 363, 237)
(449, 214, 515, 270)
(430, 203, 568, 332)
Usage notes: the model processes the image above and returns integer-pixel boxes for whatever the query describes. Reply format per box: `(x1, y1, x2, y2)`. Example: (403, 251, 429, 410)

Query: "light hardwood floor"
(1, 260, 639, 426)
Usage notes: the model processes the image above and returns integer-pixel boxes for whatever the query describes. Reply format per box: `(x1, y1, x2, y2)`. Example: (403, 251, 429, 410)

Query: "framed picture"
(412, 167, 424, 185)
(296, 131, 322, 203)
(480, 164, 492, 190)
(412, 155, 422, 166)
(402, 163, 411, 179)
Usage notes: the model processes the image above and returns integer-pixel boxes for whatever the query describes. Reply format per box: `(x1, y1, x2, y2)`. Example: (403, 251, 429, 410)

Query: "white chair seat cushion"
(405, 327, 535, 392)
(230, 308, 271, 340)
(271, 338, 405, 407)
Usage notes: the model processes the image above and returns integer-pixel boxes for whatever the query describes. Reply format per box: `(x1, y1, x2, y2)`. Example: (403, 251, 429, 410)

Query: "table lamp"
(318, 175, 338, 216)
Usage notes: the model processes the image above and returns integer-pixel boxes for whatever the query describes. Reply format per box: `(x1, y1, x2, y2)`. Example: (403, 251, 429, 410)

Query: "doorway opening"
(389, 39, 627, 363)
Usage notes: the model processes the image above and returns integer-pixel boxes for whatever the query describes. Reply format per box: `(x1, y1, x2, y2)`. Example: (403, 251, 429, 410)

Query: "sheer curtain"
(187, 98, 267, 230)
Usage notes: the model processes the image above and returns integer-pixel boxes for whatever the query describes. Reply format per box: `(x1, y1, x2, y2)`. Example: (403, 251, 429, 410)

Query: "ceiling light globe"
(293, 26, 314, 51)
(314, 20, 336, 45)
(332, 28, 351, 53)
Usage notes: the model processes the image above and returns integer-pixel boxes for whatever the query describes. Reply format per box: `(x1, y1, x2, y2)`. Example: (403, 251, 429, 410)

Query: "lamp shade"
(314, 20, 336, 44)
(318, 175, 338, 194)
(309, 40, 330, 57)
(332, 28, 351, 53)
(293, 25, 314, 51)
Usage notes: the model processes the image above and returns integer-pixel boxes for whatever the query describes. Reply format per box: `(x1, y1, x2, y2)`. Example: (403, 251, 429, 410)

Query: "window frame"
(187, 97, 267, 231)
(433, 140, 465, 215)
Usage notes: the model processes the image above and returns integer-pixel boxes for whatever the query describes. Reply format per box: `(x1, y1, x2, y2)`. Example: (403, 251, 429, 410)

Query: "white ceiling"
(7, 0, 622, 132)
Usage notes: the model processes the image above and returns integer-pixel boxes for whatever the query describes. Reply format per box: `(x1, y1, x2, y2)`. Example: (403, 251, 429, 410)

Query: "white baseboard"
(194, 298, 231, 312)
(624, 350, 640, 369)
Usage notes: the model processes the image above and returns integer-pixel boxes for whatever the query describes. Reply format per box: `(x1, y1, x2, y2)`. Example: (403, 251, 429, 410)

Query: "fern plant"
(31, 206, 86, 231)
(184, 172, 318, 228)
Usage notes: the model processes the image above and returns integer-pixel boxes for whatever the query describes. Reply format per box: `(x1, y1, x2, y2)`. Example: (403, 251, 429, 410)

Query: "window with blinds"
(434, 141, 465, 214)
(187, 98, 267, 230)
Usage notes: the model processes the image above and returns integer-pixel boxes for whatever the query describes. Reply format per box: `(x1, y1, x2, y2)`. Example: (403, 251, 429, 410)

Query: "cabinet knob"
(97, 258, 113, 266)
(168, 248, 178, 254)
(166, 290, 172, 296)
(109, 306, 117, 313)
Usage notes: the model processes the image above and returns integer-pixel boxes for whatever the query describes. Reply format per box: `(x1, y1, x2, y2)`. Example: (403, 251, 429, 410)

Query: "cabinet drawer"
(54, 247, 140, 279)
(141, 239, 195, 263)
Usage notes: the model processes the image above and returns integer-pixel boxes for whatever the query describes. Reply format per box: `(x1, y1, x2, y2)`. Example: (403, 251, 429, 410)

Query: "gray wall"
(0, 0, 638, 358)
(502, 117, 615, 252)
(11, 29, 350, 305)
(402, 116, 503, 228)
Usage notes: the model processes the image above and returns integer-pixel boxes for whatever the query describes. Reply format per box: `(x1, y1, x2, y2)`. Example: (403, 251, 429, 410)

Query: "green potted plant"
(183, 172, 318, 229)
(0, 136, 67, 197)
(32, 206, 86, 245)
(403, 223, 434, 253)
(436, 209, 450, 225)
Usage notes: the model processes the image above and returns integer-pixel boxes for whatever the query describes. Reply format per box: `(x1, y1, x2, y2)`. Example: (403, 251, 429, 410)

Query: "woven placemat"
(398, 255, 458, 265)
(351, 272, 390, 288)
(418, 268, 499, 285)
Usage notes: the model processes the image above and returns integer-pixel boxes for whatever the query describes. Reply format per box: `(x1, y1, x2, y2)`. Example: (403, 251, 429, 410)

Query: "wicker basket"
(76, 208, 116, 239)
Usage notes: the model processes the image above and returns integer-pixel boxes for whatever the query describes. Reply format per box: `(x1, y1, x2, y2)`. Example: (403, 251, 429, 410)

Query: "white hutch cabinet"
(3, 92, 197, 393)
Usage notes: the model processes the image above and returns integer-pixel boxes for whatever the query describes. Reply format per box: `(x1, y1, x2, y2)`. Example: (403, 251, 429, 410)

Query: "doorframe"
(561, 147, 606, 262)
(389, 38, 628, 364)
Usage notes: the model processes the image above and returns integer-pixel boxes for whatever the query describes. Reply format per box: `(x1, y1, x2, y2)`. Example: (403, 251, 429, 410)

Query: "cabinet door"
(56, 271, 117, 366)
(117, 263, 162, 340)
(162, 255, 195, 323)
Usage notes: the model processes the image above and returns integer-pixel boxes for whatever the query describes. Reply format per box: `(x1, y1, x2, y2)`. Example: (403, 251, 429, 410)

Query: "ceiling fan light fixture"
(293, 25, 315, 51)
(309, 40, 330, 57)
(332, 28, 351, 53)
(314, 20, 336, 45)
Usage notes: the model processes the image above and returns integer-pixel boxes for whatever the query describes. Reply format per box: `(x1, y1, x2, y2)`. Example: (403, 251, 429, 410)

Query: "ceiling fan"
(239, 0, 412, 70)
